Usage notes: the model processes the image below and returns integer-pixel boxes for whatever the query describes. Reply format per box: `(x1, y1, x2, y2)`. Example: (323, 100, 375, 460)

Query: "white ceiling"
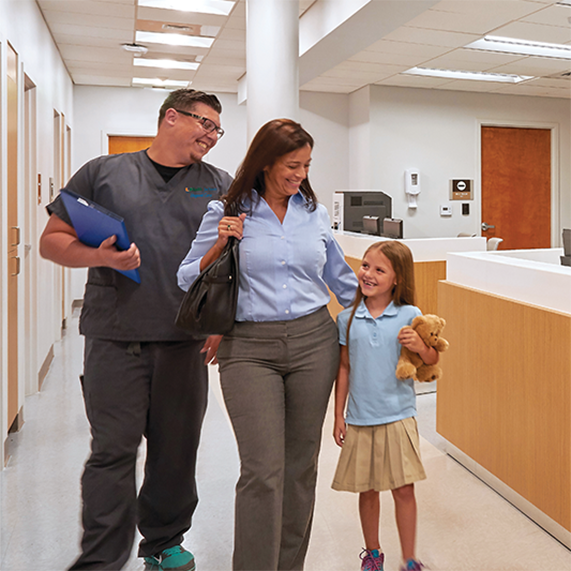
(36, 0, 571, 99)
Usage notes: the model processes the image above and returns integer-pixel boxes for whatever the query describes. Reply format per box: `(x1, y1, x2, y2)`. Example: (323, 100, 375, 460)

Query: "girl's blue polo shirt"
(337, 300, 422, 426)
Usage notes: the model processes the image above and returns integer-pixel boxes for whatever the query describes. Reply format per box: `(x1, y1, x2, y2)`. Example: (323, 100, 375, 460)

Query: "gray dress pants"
(217, 307, 339, 571)
(69, 338, 208, 570)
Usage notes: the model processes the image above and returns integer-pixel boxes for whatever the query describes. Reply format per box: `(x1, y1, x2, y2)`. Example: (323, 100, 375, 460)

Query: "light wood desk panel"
(437, 281, 570, 532)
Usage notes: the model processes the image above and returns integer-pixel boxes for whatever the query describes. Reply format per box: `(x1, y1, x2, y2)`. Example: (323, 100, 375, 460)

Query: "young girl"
(332, 241, 438, 571)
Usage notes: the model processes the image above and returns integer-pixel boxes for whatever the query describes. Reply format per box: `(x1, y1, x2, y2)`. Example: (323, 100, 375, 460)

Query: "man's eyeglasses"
(174, 109, 225, 139)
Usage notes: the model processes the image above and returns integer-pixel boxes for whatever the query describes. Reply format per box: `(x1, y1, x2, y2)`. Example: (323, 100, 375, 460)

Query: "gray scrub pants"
(217, 307, 339, 571)
(69, 338, 208, 571)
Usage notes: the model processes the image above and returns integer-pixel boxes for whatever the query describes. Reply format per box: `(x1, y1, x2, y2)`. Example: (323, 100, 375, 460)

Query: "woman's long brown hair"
(223, 119, 318, 214)
(345, 241, 416, 346)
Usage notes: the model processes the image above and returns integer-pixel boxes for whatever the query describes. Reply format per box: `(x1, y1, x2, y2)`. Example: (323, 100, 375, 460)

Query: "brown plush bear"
(396, 314, 449, 383)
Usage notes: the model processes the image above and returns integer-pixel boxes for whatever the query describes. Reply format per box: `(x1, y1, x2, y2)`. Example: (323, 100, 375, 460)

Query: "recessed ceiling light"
(133, 58, 200, 71)
(465, 36, 571, 60)
(138, 0, 234, 16)
(136, 31, 214, 48)
(133, 77, 190, 88)
(403, 67, 534, 83)
(162, 24, 192, 32)
(121, 43, 148, 56)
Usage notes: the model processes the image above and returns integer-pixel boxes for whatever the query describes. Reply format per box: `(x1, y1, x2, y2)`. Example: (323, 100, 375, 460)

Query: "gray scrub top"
(47, 150, 233, 341)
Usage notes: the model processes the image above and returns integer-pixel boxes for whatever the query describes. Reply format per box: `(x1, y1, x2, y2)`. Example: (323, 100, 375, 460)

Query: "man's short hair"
(158, 89, 222, 128)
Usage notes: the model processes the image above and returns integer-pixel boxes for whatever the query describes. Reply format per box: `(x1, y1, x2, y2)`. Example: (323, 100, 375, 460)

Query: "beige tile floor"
(1, 313, 570, 571)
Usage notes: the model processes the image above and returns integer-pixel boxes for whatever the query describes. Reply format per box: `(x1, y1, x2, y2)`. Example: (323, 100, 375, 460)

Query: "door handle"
(482, 222, 495, 231)
(11, 256, 20, 276)
(10, 226, 20, 246)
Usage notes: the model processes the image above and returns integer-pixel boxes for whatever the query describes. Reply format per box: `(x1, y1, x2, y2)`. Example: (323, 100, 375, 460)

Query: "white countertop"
(333, 231, 486, 262)
(445, 248, 571, 314)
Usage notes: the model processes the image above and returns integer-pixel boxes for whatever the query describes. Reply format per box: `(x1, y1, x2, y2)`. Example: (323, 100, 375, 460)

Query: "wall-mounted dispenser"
(405, 169, 420, 208)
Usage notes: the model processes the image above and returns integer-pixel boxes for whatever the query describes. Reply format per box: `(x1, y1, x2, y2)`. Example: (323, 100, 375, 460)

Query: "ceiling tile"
(59, 44, 134, 62)
(40, 10, 133, 29)
(491, 20, 571, 43)
(521, 3, 571, 27)
(435, 48, 529, 66)
(375, 74, 454, 89)
(365, 39, 451, 59)
(38, 0, 135, 9)
(383, 26, 480, 48)
(137, 6, 227, 26)
(49, 23, 134, 39)
(406, 5, 540, 35)
(526, 76, 571, 88)
(433, 80, 509, 92)
(431, 0, 544, 18)
(349, 50, 428, 68)
(73, 74, 132, 86)
(489, 56, 571, 76)
(217, 27, 245, 41)
(39, 1, 135, 18)
(300, 78, 363, 94)
(494, 83, 571, 97)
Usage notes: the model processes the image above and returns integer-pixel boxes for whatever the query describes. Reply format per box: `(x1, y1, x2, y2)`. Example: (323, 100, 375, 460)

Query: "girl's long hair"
(223, 119, 317, 214)
(345, 241, 416, 346)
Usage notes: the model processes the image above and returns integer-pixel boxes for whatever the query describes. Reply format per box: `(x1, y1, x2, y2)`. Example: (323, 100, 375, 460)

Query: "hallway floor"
(1, 313, 570, 571)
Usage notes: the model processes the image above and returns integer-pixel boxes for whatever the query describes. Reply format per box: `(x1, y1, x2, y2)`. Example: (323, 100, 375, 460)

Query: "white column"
(246, 0, 299, 141)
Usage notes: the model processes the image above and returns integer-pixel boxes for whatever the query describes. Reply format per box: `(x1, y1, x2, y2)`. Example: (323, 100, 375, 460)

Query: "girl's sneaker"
(360, 548, 385, 571)
(400, 559, 425, 571)
(144, 556, 161, 570)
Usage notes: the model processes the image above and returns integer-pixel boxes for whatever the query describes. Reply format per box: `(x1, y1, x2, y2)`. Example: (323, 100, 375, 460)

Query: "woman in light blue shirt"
(178, 119, 357, 571)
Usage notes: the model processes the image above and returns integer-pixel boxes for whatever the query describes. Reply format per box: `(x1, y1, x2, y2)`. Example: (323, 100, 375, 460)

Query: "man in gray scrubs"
(40, 89, 232, 571)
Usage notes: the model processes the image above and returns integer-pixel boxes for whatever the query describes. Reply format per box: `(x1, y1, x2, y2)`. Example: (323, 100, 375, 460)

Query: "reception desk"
(330, 232, 486, 317)
(437, 249, 571, 546)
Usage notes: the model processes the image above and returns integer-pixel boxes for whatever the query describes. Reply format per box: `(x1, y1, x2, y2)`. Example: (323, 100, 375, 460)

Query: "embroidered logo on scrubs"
(185, 187, 216, 198)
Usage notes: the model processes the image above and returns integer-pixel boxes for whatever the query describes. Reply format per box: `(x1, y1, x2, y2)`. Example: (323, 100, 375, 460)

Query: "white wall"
(364, 85, 571, 240)
(0, 0, 74, 461)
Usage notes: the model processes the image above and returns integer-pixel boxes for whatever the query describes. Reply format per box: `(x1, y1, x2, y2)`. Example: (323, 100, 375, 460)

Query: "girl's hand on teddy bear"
(398, 326, 426, 353)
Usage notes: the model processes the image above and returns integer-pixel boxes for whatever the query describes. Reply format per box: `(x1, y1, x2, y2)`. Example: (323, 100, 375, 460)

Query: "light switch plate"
(440, 205, 452, 217)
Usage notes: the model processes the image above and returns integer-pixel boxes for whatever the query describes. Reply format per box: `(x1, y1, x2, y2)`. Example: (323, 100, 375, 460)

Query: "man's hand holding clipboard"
(58, 189, 141, 283)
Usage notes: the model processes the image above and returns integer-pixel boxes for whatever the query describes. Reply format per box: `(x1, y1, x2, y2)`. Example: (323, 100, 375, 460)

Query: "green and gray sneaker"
(143, 555, 161, 570)
(145, 546, 196, 571)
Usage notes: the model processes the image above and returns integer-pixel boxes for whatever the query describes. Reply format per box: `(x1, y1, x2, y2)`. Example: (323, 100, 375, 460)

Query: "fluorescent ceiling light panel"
(133, 77, 190, 88)
(403, 67, 533, 83)
(136, 31, 214, 48)
(133, 58, 200, 70)
(138, 0, 234, 16)
(465, 36, 571, 60)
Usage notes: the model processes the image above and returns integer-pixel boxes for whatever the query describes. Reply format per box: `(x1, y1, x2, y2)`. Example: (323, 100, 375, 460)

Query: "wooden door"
(108, 136, 154, 155)
(7, 43, 20, 430)
(481, 126, 551, 250)
(24, 75, 38, 395)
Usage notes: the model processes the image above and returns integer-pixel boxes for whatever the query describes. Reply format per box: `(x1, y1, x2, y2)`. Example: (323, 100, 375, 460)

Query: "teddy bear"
(396, 314, 449, 383)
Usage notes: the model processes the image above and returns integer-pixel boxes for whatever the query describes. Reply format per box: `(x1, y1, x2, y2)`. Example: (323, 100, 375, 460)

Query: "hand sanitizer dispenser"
(405, 169, 420, 209)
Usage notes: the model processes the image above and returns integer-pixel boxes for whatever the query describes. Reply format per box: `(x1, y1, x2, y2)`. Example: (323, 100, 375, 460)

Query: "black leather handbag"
(175, 236, 239, 337)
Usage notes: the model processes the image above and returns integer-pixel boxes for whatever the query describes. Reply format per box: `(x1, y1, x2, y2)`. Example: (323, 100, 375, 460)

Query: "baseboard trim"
(38, 344, 54, 391)
(446, 441, 571, 549)
(8, 407, 24, 433)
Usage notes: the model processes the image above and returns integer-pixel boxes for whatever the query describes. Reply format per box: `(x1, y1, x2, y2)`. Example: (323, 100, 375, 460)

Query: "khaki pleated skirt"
(332, 416, 426, 493)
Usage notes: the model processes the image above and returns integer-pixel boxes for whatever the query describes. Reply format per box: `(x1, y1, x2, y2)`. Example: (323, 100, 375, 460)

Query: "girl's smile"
(358, 248, 397, 305)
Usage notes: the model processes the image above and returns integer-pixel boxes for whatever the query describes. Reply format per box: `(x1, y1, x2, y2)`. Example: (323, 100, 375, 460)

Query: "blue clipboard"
(60, 189, 141, 283)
